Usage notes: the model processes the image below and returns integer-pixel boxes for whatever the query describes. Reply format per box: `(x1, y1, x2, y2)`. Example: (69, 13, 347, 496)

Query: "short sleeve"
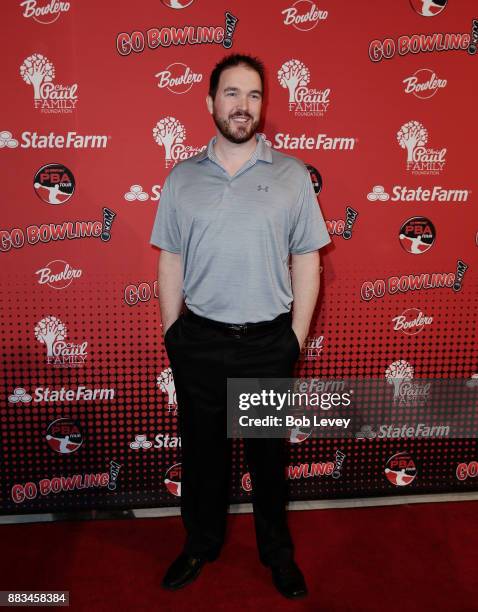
(150, 173, 181, 253)
(289, 168, 331, 254)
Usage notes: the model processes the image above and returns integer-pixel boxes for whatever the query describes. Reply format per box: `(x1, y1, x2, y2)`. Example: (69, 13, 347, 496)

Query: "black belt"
(184, 307, 291, 336)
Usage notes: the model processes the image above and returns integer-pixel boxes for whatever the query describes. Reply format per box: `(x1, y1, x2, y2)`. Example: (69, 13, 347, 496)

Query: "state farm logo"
(20, 53, 78, 113)
(410, 0, 447, 17)
(124, 184, 161, 202)
(392, 308, 433, 335)
(45, 418, 83, 454)
(274, 133, 356, 151)
(403, 69, 447, 99)
(367, 184, 470, 203)
(9, 385, 115, 403)
(35, 260, 82, 289)
(161, 0, 194, 7)
(0, 129, 108, 149)
(155, 62, 203, 94)
(130, 433, 181, 449)
(20, 0, 71, 24)
(282, 0, 328, 31)
(35, 315, 88, 367)
(153, 116, 205, 167)
(277, 59, 331, 117)
(399, 216, 436, 254)
(385, 452, 417, 487)
(33, 163, 75, 205)
(397, 120, 447, 175)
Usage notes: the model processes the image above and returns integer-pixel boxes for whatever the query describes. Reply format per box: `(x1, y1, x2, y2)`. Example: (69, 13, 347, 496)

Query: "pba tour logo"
(385, 360, 431, 406)
(34, 163, 75, 205)
(360, 260, 468, 301)
(0, 208, 116, 252)
(35, 315, 88, 367)
(410, 0, 446, 17)
(367, 184, 470, 203)
(403, 69, 447, 99)
(20, 53, 78, 113)
(36, 260, 82, 289)
(155, 62, 203, 94)
(392, 308, 433, 335)
(385, 452, 417, 487)
(153, 117, 206, 167)
(281, 0, 328, 31)
(397, 121, 446, 175)
(0, 129, 108, 149)
(161, 0, 194, 7)
(277, 59, 331, 117)
(165, 463, 181, 496)
(45, 418, 84, 454)
(399, 216, 436, 254)
(20, 0, 71, 24)
(116, 12, 238, 56)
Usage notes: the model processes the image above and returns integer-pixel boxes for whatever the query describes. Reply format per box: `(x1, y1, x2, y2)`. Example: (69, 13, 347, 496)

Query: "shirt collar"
(195, 134, 273, 164)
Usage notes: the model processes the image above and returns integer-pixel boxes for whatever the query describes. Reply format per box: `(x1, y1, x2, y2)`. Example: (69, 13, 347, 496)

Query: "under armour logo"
(257, 185, 269, 192)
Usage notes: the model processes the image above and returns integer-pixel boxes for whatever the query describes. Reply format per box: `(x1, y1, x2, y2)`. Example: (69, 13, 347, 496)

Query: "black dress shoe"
(270, 560, 308, 599)
(161, 553, 208, 590)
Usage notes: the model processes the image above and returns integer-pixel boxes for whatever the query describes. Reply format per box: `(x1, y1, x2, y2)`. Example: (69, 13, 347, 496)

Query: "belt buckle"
(229, 323, 247, 337)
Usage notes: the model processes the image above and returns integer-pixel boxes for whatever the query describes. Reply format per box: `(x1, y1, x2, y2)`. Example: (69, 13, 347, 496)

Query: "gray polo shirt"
(150, 134, 331, 324)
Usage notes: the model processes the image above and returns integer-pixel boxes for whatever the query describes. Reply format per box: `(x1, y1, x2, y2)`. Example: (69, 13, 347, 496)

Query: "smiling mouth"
(230, 115, 251, 123)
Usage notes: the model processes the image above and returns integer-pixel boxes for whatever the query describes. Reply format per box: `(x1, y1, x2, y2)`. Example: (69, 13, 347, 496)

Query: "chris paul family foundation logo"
(20, 53, 78, 113)
(153, 117, 205, 167)
(277, 59, 331, 117)
(397, 120, 446, 175)
(35, 315, 88, 367)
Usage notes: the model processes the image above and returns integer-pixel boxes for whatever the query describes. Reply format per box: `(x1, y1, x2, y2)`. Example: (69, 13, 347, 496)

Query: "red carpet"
(2, 501, 477, 611)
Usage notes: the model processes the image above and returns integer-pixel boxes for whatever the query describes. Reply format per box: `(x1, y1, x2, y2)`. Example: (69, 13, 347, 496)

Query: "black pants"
(164, 307, 301, 567)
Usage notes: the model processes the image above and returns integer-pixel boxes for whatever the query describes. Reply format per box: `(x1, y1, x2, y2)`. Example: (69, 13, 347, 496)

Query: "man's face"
(207, 65, 262, 144)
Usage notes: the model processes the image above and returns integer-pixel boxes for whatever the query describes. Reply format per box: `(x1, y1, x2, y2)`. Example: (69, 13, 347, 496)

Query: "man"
(150, 53, 331, 599)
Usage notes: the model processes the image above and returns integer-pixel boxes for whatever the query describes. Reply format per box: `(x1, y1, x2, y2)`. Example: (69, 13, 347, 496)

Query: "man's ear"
(206, 94, 213, 115)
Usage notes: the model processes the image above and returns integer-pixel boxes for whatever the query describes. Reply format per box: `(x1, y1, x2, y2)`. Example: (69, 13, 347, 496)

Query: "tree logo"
(20, 53, 78, 113)
(157, 368, 177, 413)
(153, 116, 206, 167)
(396, 120, 446, 175)
(277, 59, 331, 117)
(33, 163, 75, 205)
(282, 0, 329, 32)
(385, 359, 414, 400)
(409, 0, 447, 17)
(399, 216, 436, 254)
(35, 315, 88, 367)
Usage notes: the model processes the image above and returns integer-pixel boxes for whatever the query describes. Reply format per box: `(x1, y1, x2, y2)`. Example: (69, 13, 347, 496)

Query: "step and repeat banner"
(1, 0, 478, 515)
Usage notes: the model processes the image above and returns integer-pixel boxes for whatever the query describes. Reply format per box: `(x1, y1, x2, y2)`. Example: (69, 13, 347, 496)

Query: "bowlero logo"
(392, 308, 433, 335)
(409, 0, 447, 17)
(164, 463, 181, 496)
(34, 163, 75, 205)
(277, 59, 331, 117)
(20, 0, 71, 24)
(45, 418, 84, 454)
(36, 260, 82, 289)
(153, 116, 206, 167)
(155, 62, 203, 94)
(397, 120, 447, 175)
(282, 0, 328, 31)
(20, 53, 78, 113)
(402, 69, 447, 99)
(385, 452, 418, 486)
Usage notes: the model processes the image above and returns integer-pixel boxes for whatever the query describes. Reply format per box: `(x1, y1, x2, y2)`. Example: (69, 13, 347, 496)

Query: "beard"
(212, 109, 260, 144)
